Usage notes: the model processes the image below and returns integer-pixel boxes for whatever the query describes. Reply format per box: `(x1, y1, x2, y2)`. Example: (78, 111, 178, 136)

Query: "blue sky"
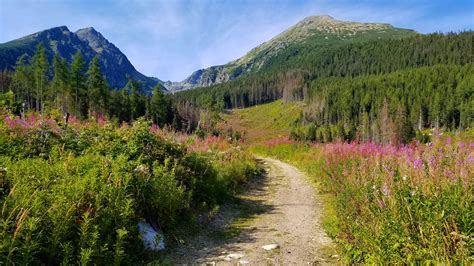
(1, 0, 472, 81)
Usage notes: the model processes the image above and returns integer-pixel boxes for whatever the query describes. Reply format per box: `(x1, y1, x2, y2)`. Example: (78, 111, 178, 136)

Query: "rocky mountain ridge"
(0, 26, 163, 92)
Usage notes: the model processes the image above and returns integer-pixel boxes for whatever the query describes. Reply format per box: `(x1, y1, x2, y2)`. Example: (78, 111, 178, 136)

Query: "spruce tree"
(51, 53, 71, 112)
(70, 50, 86, 116)
(128, 78, 144, 121)
(10, 54, 33, 110)
(150, 84, 166, 126)
(86, 56, 108, 116)
(32, 43, 48, 112)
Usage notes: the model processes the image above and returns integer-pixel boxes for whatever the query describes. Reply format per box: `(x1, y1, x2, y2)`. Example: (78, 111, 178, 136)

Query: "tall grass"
(252, 134, 473, 264)
(0, 113, 261, 264)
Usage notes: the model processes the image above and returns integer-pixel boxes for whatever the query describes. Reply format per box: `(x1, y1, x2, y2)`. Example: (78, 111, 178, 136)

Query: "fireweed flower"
(377, 199, 386, 209)
(97, 115, 107, 126)
(468, 156, 474, 163)
(446, 137, 452, 145)
(413, 159, 423, 169)
(445, 169, 456, 182)
(428, 156, 436, 167)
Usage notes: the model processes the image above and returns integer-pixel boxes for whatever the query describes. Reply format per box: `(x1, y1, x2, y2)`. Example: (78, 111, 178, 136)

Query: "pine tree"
(149, 84, 167, 126)
(128, 78, 144, 121)
(70, 50, 86, 116)
(32, 43, 48, 112)
(51, 53, 71, 112)
(10, 54, 33, 110)
(86, 56, 108, 116)
(379, 99, 392, 144)
(395, 103, 415, 145)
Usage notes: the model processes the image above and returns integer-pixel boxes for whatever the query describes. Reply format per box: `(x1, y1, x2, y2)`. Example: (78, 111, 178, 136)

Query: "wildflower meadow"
(252, 133, 473, 263)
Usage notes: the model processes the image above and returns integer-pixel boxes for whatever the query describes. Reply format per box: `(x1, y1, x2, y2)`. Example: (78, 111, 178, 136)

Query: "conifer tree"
(32, 43, 48, 112)
(51, 53, 71, 112)
(149, 84, 167, 126)
(70, 50, 86, 116)
(10, 54, 33, 110)
(128, 78, 145, 121)
(86, 56, 108, 116)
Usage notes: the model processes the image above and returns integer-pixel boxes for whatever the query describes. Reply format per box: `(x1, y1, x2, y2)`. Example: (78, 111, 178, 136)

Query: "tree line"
(290, 64, 473, 144)
(0, 44, 181, 129)
(174, 32, 472, 110)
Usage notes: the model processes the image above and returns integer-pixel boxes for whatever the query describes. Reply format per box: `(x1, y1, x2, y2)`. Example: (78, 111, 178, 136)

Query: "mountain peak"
(75, 27, 110, 54)
(0, 25, 162, 91)
(293, 15, 393, 32)
(75, 27, 104, 40)
(169, 15, 415, 91)
(303, 15, 334, 21)
(17, 26, 71, 41)
(54, 25, 70, 32)
(76, 27, 98, 34)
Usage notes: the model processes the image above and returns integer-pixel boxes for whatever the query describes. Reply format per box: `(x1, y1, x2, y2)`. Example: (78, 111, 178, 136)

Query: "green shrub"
(0, 118, 260, 263)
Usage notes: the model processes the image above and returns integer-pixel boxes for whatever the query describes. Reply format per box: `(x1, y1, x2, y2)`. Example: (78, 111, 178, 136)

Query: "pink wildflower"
(413, 159, 423, 169)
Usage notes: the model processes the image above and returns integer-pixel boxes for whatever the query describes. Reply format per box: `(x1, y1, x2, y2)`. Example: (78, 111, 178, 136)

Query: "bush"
(0, 116, 260, 263)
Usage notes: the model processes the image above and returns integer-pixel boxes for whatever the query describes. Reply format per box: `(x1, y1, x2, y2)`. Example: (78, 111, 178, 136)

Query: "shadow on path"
(161, 158, 276, 263)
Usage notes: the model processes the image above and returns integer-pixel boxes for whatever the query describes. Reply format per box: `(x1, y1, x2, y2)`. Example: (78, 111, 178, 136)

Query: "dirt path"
(164, 157, 335, 265)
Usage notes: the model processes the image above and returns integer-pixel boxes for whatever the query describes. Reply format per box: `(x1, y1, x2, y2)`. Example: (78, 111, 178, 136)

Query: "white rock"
(239, 259, 250, 264)
(262, 244, 279, 251)
(138, 222, 165, 251)
(226, 253, 244, 260)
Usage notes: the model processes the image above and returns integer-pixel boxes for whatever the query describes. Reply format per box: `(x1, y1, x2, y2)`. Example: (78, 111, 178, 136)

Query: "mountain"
(168, 15, 416, 91)
(0, 26, 164, 92)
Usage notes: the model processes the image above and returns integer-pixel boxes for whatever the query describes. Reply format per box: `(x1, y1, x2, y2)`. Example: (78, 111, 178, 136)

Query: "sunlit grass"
(221, 100, 303, 143)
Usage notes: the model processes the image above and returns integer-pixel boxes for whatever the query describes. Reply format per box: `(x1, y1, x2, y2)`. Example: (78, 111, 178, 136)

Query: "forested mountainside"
(291, 64, 472, 143)
(175, 32, 471, 108)
(174, 31, 473, 143)
(168, 15, 416, 91)
(0, 26, 162, 91)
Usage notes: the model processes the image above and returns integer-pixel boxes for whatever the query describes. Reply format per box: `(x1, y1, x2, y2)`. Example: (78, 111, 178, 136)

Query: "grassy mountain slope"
(220, 100, 303, 143)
